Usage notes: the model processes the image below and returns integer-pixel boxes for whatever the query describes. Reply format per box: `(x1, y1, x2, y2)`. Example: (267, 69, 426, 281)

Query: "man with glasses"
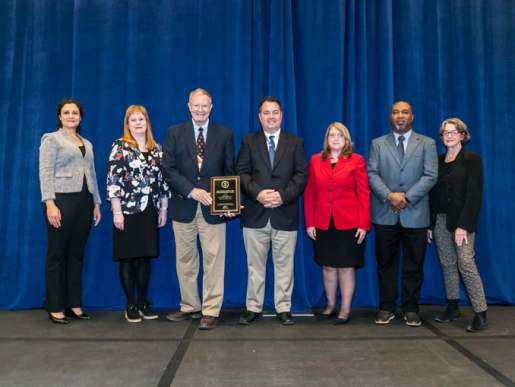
(236, 96, 308, 325)
(162, 88, 235, 330)
(367, 101, 438, 327)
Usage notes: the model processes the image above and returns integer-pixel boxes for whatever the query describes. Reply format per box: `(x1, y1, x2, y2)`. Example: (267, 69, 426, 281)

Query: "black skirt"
(312, 217, 365, 268)
(113, 203, 159, 261)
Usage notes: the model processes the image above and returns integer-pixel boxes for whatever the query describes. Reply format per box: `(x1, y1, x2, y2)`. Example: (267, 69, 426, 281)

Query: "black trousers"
(375, 221, 428, 314)
(44, 190, 93, 313)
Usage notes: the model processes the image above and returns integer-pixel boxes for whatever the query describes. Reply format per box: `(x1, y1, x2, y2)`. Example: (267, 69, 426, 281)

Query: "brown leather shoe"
(198, 315, 217, 330)
(166, 310, 202, 322)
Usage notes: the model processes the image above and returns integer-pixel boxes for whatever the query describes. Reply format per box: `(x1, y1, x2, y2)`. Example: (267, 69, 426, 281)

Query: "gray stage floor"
(0, 305, 514, 387)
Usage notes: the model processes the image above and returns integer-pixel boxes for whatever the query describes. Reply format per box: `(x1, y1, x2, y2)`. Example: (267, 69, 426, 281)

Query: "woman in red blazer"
(304, 122, 371, 324)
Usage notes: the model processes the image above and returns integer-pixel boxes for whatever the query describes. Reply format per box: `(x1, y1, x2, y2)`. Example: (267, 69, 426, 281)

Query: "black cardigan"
(429, 147, 483, 233)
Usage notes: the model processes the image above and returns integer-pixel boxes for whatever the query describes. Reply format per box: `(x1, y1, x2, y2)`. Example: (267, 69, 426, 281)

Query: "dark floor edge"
(157, 318, 199, 387)
(1, 335, 515, 343)
(422, 317, 515, 386)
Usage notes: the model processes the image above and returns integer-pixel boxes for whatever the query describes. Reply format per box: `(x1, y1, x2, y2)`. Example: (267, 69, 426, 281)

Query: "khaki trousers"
(172, 204, 226, 317)
(243, 221, 297, 313)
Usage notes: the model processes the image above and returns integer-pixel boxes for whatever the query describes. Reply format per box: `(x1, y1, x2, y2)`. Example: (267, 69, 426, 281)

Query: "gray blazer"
(39, 129, 101, 204)
(367, 131, 438, 228)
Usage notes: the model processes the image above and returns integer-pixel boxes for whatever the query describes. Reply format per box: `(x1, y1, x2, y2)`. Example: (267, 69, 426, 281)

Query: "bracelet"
(113, 211, 123, 215)
(159, 208, 168, 212)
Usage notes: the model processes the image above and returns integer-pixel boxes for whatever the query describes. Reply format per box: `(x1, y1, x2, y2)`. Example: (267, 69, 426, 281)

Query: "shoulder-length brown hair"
(122, 105, 156, 150)
(438, 118, 470, 146)
(320, 122, 354, 161)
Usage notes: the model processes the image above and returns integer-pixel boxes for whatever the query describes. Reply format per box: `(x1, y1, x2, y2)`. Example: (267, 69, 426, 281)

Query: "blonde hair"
(122, 105, 156, 150)
(320, 122, 354, 161)
(438, 118, 470, 146)
(189, 88, 212, 103)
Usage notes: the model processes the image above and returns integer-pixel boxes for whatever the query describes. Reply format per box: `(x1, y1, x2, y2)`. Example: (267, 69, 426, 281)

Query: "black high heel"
(333, 314, 351, 325)
(317, 309, 337, 321)
(64, 307, 90, 320)
(48, 311, 69, 324)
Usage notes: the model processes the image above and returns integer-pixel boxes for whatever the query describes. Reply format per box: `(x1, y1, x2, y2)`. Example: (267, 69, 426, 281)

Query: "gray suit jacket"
(39, 129, 101, 204)
(367, 131, 437, 227)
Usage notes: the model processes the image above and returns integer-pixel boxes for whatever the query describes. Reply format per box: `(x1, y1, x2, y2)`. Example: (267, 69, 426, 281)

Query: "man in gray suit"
(367, 101, 438, 327)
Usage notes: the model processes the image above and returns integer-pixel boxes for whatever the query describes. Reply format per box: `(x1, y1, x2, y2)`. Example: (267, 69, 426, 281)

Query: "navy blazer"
(162, 120, 235, 225)
(236, 129, 308, 231)
(430, 148, 483, 233)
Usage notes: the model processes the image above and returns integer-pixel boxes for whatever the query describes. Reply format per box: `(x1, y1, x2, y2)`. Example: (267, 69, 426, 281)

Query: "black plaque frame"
(210, 176, 241, 215)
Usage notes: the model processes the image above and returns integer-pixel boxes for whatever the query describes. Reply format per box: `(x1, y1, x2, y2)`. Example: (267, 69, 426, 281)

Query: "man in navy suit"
(236, 96, 308, 325)
(162, 89, 235, 330)
(367, 101, 438, 327)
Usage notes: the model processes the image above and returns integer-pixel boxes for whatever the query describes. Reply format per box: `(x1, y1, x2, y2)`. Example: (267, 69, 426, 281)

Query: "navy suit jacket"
(236, 129, 308, 231)
(162, 120, 235, 225)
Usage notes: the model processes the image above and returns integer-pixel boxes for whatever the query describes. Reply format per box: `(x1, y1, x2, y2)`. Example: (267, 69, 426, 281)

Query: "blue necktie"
(398, 135, 405, 164)
(268, 135, 275, 167)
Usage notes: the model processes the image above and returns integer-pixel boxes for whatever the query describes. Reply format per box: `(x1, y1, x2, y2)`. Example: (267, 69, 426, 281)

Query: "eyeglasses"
(191, 104, 210, 110)
(442, 130, 460, 137)
(329, 133, 344, 138)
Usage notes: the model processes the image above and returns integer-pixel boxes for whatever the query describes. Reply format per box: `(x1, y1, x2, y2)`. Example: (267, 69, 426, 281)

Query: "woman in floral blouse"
(107, 105, 171, 323)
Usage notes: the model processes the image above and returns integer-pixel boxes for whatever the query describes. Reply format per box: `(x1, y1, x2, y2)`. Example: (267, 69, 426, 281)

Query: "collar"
(264, 128, 281, 144)
(193, 119, 209, 141)
(394, 129, 412, 143)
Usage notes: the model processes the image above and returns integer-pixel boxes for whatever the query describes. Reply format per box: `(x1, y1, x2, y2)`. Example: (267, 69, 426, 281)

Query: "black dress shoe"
(48, 312, 69, 324)
(333, 315, 351, 325)
(64, 307, 90, 320)
(278, 312, 294, 325)
(467, 311, 488, 333)
(239, 311, 263, 325)
(317, 310, 337, 321)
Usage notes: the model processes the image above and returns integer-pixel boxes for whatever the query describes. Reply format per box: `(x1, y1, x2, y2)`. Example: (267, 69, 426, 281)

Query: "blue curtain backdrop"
(1, 0, 514, 310)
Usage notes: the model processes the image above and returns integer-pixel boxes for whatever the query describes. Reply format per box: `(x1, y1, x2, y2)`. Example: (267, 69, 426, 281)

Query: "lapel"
(321, 156, 333, 176)
(322, 154, 348, 176)
(445, 147, 465, 173)
(256, 130, 273, 170)
(403, 131, 421, 166)
(332, 155, 349, 174)
(273, 130, 288, 170)
(385, 132, 401, 166)
(183, 121, 198, 167)
(202, 122, 219, 172)
(58, 129, 84, 157)
(318, 156, 339, 176)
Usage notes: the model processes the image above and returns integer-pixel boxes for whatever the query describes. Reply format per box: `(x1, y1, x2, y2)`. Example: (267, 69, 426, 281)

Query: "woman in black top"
(428, 118, 487, 332)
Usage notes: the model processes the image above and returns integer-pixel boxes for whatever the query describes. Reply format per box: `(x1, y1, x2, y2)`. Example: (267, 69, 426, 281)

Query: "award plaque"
(210, 176, 241, 215)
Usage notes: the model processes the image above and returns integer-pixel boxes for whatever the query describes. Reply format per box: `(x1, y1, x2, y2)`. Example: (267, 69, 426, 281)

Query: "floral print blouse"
(106, 139, 171, 214)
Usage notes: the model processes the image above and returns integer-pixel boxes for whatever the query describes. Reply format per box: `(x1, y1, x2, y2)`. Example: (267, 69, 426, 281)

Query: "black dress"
(112, 152, 160, 261)
(312, 163, 366, 269)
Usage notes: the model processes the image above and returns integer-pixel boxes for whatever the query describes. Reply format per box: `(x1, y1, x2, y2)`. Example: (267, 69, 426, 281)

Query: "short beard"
(395, 124, 408, 132)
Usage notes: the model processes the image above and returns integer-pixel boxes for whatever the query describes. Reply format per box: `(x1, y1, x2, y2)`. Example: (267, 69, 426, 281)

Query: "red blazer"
(304, 153, 371, 231)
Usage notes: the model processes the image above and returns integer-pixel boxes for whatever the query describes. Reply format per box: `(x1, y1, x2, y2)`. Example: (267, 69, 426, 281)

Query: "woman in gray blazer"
(428, 118, 487, 332)
(39, 99, 102, 324)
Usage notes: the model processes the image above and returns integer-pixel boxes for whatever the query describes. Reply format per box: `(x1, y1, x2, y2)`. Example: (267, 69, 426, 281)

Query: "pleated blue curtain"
(1, 0, 513, 310)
